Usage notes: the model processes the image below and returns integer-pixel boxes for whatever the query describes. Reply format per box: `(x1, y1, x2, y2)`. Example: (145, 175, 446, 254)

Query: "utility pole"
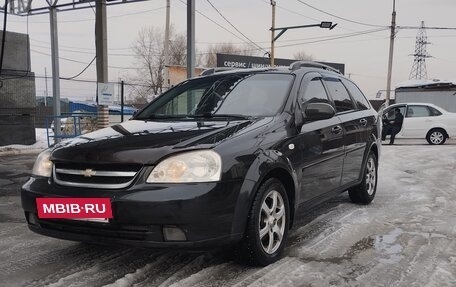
(49, 6, 61, 142)
(120, 80, 124, 122)
(44, 67, 48, 106)
(186, 0, 195, 112)
(270, 0, 276, 67)
(96, 0, 109, 129)
(186, 0, 195, 79)
(163, 0, 170, 91)
(385, 0, 396, 107)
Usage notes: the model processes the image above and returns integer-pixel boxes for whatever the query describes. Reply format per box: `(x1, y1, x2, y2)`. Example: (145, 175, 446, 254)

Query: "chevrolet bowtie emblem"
(82, 169, 96, 177)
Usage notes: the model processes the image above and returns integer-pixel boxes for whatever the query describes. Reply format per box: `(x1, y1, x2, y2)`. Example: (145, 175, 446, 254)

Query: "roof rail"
(289, 61, 341, 74)
(200, 67, 236, 76)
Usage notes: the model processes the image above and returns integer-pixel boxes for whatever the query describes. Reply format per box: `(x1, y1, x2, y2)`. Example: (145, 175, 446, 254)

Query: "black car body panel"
(21, 66, 381, 249)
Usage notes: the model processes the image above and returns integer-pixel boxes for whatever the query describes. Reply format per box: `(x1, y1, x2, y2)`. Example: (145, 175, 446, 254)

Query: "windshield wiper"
(191, 113, 252, 120)
(137, 114, 189, 120)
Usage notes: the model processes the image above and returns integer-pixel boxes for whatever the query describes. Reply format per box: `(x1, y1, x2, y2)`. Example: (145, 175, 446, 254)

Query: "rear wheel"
(240, 178, 290, 266)
(426, 128, 447, 145)
(349, 151, 377, 205)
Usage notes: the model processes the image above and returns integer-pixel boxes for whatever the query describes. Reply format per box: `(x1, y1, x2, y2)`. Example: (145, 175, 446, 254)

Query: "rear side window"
(406, 105, 431, 117)
(342, 79, 370, 110)
(301, 77, 331, 106)
(428, 106, 442, 116)
(324, 78, 355, 112)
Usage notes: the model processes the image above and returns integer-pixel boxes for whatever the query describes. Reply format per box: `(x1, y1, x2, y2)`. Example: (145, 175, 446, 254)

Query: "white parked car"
(381, 103, 456, 145)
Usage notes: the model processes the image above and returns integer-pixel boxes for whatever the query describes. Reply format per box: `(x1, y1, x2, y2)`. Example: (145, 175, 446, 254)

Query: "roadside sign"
(97, 83, 114, 105)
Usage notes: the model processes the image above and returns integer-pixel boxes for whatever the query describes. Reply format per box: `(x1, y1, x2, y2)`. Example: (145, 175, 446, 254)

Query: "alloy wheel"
(365, 157, 377, 196)
(259, 190, 286, 254)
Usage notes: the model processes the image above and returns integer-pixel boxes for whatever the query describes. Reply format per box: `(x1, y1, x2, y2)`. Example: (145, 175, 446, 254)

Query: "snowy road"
(1, 142, 455, 286)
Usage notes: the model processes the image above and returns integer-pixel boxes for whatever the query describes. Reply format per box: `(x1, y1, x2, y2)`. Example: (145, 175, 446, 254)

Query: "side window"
(342, 79, 370, 110)
(406, 105, 431, 118)
(428, 106, 442, 116)
(385, 106, 406, 120)
(301, 77, 331, 106)
(323, 78, 356, 112)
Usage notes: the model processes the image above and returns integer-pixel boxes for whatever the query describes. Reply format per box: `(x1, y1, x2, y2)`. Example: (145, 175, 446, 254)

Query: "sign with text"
(36, 198, 113, 219)
(216, 53, 345, 75)
(97, 82, 115, 105)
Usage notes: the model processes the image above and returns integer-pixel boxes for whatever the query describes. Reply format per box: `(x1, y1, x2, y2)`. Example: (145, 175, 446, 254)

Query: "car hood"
(51, 118, 271, 165)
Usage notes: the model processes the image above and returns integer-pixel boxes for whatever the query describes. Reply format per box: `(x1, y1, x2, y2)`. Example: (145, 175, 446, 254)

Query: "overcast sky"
(5, 0, 456, 101)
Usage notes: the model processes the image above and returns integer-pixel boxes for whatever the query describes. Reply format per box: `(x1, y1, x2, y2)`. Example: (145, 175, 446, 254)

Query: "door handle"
(359, 118, 367, 126)
(331, 125, 343, 135)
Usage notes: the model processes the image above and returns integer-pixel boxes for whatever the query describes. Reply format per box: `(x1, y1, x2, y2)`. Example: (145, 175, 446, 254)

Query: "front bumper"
(21, 177, 244, 249)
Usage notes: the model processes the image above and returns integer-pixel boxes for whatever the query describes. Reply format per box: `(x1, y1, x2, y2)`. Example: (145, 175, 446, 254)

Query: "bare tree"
(293, 51, 313, 61)
(128, 26, 187, 104)
(203, 43, 257, 68)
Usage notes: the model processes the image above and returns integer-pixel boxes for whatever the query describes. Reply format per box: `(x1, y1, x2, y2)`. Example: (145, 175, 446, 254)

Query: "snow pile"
(0, 128, 51, 154)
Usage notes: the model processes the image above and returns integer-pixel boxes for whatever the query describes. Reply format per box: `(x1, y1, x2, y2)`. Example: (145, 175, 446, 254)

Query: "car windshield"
(135, 73, 294, 120)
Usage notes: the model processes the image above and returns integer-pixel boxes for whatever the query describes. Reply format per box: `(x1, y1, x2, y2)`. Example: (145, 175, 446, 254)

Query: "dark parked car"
(22, 62, 381, 266)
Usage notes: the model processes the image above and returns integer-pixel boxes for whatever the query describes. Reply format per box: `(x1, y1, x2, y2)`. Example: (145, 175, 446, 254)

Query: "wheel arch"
(427, 127, 449, 138)
(230, 151, 299, 236)
(259, 168, 296, 229)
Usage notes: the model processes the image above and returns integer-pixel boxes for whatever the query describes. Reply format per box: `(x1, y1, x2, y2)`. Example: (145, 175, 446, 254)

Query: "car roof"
(388, 102, 440, 108)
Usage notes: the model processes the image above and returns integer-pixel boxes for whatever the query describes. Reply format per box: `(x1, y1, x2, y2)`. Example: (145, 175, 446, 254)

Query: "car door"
(401, 105, 433, 138)
(322, 76, 366, 186)
(340, 78, 376, 184)
(382, 105, 406, 137)
(290, 72, 345, 204)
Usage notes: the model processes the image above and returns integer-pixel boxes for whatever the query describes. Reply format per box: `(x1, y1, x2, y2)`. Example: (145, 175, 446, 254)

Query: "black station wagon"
(22, 61, 381, 266)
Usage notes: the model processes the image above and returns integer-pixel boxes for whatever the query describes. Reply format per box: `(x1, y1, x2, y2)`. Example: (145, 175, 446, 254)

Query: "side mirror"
(304, 103, 336, 121)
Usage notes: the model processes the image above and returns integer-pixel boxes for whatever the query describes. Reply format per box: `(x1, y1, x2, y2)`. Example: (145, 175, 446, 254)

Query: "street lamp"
(269, 21, 337, 66)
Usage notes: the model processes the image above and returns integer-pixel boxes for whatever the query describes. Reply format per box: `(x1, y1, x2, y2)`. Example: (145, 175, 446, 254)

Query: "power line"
(3, 71, 152, 87)
(191, 27, 388, 55)
(398, 26, 456, 30)
(3, 6, 166, 23)
(31, 43, 138, 57)
(270, 27, 388, 49)
(177, 0, 262, 52)
(295, 0, 386, 28)
(259, 0, 385, 40)
(30, 49, 137, 69)
(61, 56, 96, 80)
(205, 0, 268, 53)
(30, 38, 132, 51)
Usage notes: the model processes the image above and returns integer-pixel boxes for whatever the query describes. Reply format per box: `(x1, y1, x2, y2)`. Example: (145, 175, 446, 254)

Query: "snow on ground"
(0, 141, 455, 286)
(0, 128, 51, 155)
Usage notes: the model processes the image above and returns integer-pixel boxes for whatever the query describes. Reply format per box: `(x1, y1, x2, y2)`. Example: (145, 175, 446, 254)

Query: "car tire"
(426, 128, 447, 145)
(240, 178, 290, 266)
(349, 151, 378, 205)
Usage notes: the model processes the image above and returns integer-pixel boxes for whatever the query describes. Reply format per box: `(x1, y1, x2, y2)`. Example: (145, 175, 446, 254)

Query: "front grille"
(53, 163, 141, 189)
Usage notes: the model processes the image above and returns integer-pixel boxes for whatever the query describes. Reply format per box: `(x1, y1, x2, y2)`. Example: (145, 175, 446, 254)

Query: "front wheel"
(240, 178, 290, 266)
(426, 129, 447, 145)
(349, 151, 378, 205)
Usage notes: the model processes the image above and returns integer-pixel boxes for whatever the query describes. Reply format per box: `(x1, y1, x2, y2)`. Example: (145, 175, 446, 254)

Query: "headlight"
(32, 149, 53, 177)
(147, 150, 222, 183)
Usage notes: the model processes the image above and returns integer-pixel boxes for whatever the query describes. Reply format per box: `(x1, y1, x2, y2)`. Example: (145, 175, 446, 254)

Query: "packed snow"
(0, 128, 51, 154)
(0, 141, 455, 286)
